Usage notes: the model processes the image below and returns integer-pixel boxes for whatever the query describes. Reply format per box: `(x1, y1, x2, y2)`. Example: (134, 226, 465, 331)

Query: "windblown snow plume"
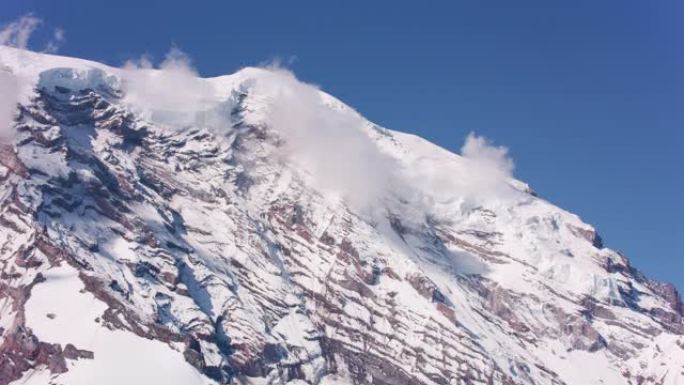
(461, 132, 514, 176)
(0, 15, 67, 140)
(0, 65, 19, 140)
(0, 16, 37, 140)
(241, 67, 520, 217)
(0, 14, 41, 49)
(0, 14, 64, 54)
(1, 46, 683, 385)
(44, 28, 65, 54)
(392, 131, 519, 220)
(458, 132, 517, 200)
(245, 67, 398, 212)
(121, 48, 220, 128)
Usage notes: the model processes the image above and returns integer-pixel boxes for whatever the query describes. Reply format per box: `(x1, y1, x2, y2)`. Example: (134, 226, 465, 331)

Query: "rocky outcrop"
(0, 51, 683, 385)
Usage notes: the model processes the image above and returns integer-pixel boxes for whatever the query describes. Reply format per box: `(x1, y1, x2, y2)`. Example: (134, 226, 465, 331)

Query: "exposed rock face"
(0, 327, 68, 381)
(0, 47, 683, 385)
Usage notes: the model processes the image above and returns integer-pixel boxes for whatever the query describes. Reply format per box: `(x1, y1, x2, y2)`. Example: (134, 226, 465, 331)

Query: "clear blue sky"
(3, 1, 683, 290)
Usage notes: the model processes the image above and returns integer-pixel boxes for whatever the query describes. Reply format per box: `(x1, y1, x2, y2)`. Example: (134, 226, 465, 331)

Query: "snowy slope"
(1, 46, 683, 385)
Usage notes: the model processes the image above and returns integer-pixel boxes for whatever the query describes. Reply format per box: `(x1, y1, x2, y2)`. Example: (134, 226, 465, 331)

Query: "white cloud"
(120, 47, 220, 128)
(246, 66, 398, 213)
(0, 14, 41, 49)
(44, 27, 65, 53)
(0, 14, 65, 54)
(456, 132, 517, 206)
(120, 50, 400, 213)
(120, 51, 402, 213)
(461, 132, 514, 179)
(243, 66, 520, 217)
(0, 66, 20, 141)
(0, 14, 40, 141)
(0, 13, 521, 222)
(122, 51, 399, 213)
(396, 131, 519, 220)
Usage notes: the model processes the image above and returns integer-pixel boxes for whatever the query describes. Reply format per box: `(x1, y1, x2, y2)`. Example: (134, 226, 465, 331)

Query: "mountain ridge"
(0, 46, 682, 385)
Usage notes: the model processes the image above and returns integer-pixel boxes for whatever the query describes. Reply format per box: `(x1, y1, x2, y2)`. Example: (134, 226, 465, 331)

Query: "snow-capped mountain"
(0, 46, 682, 385)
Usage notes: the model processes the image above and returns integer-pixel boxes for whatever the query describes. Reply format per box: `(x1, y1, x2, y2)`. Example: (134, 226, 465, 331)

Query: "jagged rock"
(0, 46, 682, 385)
(63, 343, 94, 360)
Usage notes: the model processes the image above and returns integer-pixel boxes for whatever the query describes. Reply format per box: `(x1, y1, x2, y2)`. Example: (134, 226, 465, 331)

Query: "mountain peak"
(1, 47, 683, 385)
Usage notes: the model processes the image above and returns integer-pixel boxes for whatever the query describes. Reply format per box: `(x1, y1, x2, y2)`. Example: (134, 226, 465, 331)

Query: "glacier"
(0, 45, 683, 385)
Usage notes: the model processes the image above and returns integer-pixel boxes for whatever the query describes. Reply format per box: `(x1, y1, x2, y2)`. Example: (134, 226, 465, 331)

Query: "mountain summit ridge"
(1, 47, 682, 385)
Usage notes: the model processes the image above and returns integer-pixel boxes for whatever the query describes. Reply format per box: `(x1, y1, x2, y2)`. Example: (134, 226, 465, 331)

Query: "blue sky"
(2, 0, 683, 290)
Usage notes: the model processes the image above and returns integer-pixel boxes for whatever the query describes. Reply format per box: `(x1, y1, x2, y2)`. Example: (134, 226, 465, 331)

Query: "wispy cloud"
(1, 17, 521, 217)
(44, 27, 65, 53)
(461, 132, 514, 175)
(120, 47, 220, 128)
(245, 65, 398, 213)
(0, 14, 68, 142)
(242, 63, 521, 217)
(0, 66, 20, 141)
(0, 14, 42, 141)
(461, 131, 514, 182)
(454, 132, 518, 208)
(0, 14, 41, 49)
(0, 13, 65, 54)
